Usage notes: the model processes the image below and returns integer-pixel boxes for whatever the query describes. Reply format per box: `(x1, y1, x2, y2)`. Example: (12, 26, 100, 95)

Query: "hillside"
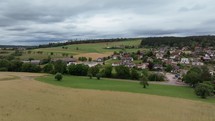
(19, 39, 142, 60)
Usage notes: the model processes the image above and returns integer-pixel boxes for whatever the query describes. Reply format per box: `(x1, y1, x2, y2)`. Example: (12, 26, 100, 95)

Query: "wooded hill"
(141, 35, 215, 47)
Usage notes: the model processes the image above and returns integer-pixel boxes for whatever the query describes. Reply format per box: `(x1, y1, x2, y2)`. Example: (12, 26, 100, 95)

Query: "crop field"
(0, 72, 215, 121)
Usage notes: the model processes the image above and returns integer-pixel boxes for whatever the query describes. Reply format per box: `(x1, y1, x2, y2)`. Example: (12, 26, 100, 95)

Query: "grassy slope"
(37, 75, 215, 103)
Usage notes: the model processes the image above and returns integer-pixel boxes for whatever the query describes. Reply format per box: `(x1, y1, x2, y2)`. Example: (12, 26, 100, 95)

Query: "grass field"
(37, 75, 215, 103)
(0, 72, 215, 121)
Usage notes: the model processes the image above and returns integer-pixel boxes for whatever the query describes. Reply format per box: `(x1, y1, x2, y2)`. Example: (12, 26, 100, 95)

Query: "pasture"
(0, 72, 215, 121)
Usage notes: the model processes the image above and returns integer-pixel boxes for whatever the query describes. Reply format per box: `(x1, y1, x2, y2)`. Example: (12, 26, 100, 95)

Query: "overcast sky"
(0, 0, 215, 45)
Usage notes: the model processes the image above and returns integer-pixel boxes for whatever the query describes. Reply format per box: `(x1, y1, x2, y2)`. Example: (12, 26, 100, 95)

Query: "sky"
(0, 0, 215, 45)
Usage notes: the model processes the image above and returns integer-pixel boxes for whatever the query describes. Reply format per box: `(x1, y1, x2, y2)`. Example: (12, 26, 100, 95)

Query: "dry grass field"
(0, 72, 214, 121)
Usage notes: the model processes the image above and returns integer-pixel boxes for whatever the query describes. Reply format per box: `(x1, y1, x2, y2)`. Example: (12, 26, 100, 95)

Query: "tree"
(8, 60, 23, 72)
(130, 68, 139, 80)
(88, 57, 92, 62)
(28, 58, 34, 62)
(88, 66, 100, 76)
(183, 66, 211, 87)
(148, 61, 154, 70)
(115, 65, 130, 79)
(55, 73, 63, 81)
(201, 66, 212, 82)
(195, 83, 213, 98)
(53, 60, 67, 74)
(0, 59, 10, 71)
(165, 64, 173, 72)
(104, 65, 112, 77)
(142, 69, 149, 77)
(140, 75, 149, 88)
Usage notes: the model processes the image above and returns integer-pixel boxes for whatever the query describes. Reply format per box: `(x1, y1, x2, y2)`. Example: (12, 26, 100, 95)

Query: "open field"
(37, 75, 215, 103)
(0, 72, 215, 121)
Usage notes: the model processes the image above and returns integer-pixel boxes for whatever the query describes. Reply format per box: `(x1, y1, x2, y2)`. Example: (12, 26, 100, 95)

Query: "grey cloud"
(0, 0, 215, 45)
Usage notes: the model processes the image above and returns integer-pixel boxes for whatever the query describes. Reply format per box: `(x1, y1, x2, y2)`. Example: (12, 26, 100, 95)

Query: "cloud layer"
(0, 0, 215, 45)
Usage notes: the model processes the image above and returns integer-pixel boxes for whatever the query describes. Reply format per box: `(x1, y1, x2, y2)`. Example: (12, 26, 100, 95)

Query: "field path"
(0, 72, 214, 121)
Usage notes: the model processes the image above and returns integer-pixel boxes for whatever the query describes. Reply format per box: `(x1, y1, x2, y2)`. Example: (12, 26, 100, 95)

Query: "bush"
(87, 73, 93, 79)
(55, 73, 63, 81)
(0, 67, 8, 71)
(0, 59, 10, 71)
(130, 68, 139, 80)
(148, 73, 165, 81)
(21, 63, 41, 72)
(195, 83, 214, 98)
(68, 64, 89, 76)
(96, 73, 101, 80)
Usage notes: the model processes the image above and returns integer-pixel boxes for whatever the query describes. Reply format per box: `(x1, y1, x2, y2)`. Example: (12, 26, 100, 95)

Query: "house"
(210, 71, 214, 76)
(96, 58, 103, 62)
(180, 58, 190, 64)
(137, 54, 143, 60)
(147, 57, 153, 62)
(172, 65, 180, 73)
(192, 62, 204, 66)
(203, 54, 211, 61)
(136, 63, 149, 69)
(83, 62, 100, 67)
(67, 62, 78, 66)
(22, 60, 41, 65)
(112, 54, 120, 60)
(112, 62, 121, 67)
(121, 57, 133, 63)
(124, 62, 136, 68)
(156, 53, 164, 59)
(153, 64, 163, 71)
(182, 51, 192, 54)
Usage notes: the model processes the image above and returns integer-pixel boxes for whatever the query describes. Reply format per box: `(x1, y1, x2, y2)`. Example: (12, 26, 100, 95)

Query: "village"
(18, 45, 215, 85)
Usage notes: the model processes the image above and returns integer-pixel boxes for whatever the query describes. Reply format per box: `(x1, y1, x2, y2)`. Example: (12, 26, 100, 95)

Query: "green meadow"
(37, 75, 215, 103)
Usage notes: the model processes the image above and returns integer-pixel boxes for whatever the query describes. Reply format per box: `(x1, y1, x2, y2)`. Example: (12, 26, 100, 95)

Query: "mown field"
(0, 72, 215, 121)
(37, 75, 215, 103)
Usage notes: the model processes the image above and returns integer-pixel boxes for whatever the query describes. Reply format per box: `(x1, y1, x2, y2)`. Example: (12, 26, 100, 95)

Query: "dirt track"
(0, 72, 214, 121)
